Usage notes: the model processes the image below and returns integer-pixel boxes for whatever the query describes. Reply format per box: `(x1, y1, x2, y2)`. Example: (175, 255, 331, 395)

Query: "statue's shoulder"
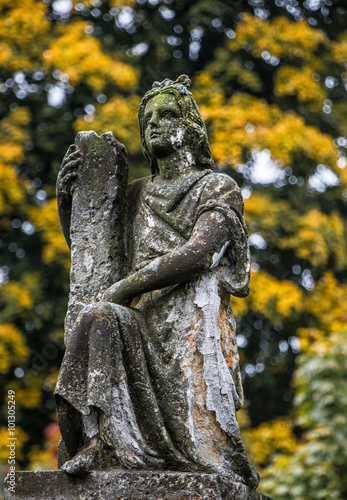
(201, 172, 242, 200)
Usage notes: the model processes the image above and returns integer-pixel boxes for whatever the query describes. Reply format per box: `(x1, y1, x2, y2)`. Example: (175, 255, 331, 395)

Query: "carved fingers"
(57, 145, 82, 196)
(102, 284, 115, 302)
(103, 279, 132, 306)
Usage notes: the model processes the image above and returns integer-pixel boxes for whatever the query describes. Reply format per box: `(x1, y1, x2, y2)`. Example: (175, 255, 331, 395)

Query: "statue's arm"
(103, 210, 232, 305)
(56, 146, 81, 249)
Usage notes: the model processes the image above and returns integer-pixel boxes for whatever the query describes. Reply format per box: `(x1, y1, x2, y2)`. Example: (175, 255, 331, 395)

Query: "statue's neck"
(156, 148, 197, 180)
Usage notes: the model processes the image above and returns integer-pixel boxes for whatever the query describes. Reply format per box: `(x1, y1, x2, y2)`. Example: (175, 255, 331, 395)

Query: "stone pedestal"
(4, 470, 273, 500)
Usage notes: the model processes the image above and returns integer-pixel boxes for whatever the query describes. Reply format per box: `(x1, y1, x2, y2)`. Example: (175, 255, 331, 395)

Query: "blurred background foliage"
(0, 0, 346, 498)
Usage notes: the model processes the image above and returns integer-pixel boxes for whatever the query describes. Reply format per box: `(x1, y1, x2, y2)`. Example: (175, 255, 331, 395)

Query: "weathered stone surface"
(61, 131, 128, 344)
(4, 470, 273, 500)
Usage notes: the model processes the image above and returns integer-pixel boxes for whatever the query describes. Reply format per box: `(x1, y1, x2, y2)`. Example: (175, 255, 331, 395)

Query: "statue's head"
(138, 75, 215, 175)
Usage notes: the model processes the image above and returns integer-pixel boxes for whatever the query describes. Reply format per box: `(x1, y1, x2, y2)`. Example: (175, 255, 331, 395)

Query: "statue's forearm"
(106, 210, 232, 304)
(123, 245, 209, 299)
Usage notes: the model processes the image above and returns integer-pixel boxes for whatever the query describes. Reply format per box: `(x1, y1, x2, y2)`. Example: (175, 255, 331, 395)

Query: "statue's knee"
(78, 301, 128, 322)
(77, 302, 108, 323)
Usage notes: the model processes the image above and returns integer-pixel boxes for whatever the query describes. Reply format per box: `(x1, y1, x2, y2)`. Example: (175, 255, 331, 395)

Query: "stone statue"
(55, 75, 259, 488)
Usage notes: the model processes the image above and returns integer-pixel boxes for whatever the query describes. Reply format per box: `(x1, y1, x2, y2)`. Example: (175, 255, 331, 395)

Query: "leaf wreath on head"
(151, 75, 192, 95)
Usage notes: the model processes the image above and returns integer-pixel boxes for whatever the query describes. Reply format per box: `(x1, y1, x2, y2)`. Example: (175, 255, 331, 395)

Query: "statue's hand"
(103, 279, 132, 306)
(57, 145, 82, 197)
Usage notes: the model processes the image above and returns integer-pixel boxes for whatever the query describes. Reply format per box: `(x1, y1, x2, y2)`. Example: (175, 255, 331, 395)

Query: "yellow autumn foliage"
(195, 14, 330, 124)
(202, 91, 338, 169)
(0, 282, 33, 311)
(203, 93, 278, 165)
(192, 72, 225, 110)
(6, 373, 44, 409)
(0, 272, 41, 330)
(0, 324, 30, 374)
(231, 269, 303, 322)
(0, 107, 31, 169)
(243, 417, 297, 468)
(0, 107, 31, 216)
(0, 273, 42, 325)
(229, 14, 325, 61)
(203, 91, 277, 128)
(74, 94, 141, 154)
(195, 16, 339, 169)
(296, 328, 325, 354)
(0, 0, 50, 71)
(279, 210, 347, 270)
(221, 58, 263, 92)
(0, 163, 25, 216)
(109, 0, 136, 6)
(0, 426, 28, 462)
(245, 193, 292, 242)
(30, 199, 70, 269)
(331, 31, 347, 65)
(0, 106, 31, 146)
(297, 329, 347, 364)
(44, 21, 138, 92)
(196, 53, 263, 95)
(0, 143, 25, 165)
(260, 112, 337, 168)
(274, 66, 327, 110)
(72, 0, 135, 7)
(230, 294, 249, 319)
(250, 269, 303, 320)
(304, 272, 347, 332)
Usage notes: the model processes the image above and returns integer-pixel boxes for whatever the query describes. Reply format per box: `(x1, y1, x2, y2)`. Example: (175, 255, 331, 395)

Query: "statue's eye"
(163, 111, 175, 119)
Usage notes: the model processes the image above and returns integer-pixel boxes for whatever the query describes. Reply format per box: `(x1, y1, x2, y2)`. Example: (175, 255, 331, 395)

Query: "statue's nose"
(149, 113, 159, 127)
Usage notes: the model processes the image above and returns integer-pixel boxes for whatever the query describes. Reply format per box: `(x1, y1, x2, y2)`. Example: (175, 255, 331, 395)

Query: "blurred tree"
(0, 1, 346, 498)
(261, 329, 347, 499)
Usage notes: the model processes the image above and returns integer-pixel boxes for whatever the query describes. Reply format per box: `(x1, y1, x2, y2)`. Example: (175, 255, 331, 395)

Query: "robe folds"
(55, 169, 253, 482)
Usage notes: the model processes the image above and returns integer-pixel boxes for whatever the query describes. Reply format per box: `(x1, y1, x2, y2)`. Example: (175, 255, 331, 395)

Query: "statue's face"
(143, 93, 186, 158)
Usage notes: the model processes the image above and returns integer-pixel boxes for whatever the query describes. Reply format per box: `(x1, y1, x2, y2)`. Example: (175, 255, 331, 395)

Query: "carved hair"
(138, 75, 215, 175)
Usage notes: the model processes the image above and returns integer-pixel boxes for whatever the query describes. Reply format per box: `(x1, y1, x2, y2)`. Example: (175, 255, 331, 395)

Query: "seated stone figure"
(55, 75, 259, 488)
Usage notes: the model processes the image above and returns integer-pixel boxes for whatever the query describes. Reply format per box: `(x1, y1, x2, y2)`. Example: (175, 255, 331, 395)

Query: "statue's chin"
(146, 138, 177, 159)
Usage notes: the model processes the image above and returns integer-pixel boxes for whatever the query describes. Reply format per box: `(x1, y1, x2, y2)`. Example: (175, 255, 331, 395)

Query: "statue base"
(4, 470, 273, 500)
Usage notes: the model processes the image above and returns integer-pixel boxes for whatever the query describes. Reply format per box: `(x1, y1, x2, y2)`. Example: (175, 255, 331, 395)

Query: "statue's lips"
(150, 131, 161, 138)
